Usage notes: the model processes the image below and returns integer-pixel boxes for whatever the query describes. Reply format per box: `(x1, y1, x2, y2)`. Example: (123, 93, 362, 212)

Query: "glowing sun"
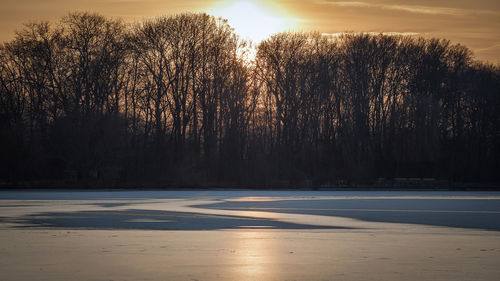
(208, 0, 296, 43)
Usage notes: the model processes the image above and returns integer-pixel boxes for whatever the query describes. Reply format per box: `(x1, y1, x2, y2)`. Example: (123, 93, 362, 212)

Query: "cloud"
(475, 42, 500, 52)
(324, 1, 498, 17)
(472, 42, 500, 63)
(326, 1, 371, 8)
(321, 31, 420, 37)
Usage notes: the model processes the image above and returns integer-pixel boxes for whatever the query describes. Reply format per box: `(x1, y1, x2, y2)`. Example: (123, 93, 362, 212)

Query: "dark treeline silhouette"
(1, 12, 499, 187)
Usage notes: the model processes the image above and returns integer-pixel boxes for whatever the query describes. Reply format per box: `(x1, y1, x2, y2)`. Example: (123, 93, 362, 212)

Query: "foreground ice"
(1, 190, 499, 281)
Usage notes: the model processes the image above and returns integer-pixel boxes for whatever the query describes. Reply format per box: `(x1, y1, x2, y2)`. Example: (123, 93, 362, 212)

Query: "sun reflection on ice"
(230, 231, 275, 278)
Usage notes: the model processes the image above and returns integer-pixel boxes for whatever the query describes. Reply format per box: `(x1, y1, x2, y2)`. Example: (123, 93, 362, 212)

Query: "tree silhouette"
(0, 12, 499, 187)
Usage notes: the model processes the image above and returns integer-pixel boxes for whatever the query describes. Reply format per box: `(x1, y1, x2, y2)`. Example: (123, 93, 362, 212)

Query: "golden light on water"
(208, 0, 297, 43)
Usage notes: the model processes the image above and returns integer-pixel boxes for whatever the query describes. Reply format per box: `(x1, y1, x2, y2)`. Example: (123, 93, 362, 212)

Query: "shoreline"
(1, 184, 500, 191)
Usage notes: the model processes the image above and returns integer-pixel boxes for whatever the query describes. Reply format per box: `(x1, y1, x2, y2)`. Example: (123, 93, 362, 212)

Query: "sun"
(208, 0, 296, 43)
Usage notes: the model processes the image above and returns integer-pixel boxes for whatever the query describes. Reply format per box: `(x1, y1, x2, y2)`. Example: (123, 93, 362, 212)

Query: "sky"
(0, 0, 499, 63)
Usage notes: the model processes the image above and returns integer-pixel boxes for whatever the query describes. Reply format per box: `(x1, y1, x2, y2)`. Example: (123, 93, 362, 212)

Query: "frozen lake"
(1, 190, 500, 280)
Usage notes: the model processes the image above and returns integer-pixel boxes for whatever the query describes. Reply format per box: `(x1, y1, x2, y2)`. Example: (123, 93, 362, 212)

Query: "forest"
(0, 12, 499, 188)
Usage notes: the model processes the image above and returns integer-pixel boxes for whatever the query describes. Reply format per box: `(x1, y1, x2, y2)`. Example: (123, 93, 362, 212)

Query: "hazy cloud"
(324, 1, 498, 16)
(322, 31, 420, 37)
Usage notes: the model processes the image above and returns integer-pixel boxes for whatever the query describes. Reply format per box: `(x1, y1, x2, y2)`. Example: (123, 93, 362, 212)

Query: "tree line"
(1, 12, 499, 187)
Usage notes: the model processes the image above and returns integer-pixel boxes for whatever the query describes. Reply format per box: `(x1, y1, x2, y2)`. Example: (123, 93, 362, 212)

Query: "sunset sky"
(1, 0, 499, 62)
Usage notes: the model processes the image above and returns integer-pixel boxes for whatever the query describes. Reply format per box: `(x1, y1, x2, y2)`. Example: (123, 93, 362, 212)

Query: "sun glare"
(208, 0, 296, 43)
